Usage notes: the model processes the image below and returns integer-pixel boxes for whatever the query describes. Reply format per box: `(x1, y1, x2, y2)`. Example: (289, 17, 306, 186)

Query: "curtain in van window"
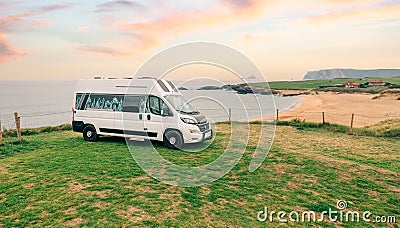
(113, 95, 124, 112)
(121, 95, 148, 113)
(138, 96, 147, 113)
(77, 94, 123, 111)
(123, 95, 139, 113)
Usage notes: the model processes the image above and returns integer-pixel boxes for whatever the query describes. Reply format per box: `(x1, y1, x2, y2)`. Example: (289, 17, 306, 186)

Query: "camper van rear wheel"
(164, 130, 183, 149)
(83, 125, 98, 142)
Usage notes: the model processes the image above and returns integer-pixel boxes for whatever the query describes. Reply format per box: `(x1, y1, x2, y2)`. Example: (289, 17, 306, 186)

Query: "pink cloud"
(0, 33, 22, 63)
(80, 0, 269, 56)
(0, 2, 75, 64)
(0, 2, 20, 10)
(77, 45, 126, 56)
(34, 2, 75, 14)
(307, 3, 400, 24)
(30, 19, 52, 29)
(76, 26, 88, 33)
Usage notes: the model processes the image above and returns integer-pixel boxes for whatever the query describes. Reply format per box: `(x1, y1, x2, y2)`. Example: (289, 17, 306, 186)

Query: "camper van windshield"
(165, 95, 198, 114)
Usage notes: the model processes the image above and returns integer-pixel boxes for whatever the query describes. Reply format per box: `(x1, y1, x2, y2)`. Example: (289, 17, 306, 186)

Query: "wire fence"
(276, 110, 400, 128)
(0, 109, 399, 141)
(0, 111, 71, 131)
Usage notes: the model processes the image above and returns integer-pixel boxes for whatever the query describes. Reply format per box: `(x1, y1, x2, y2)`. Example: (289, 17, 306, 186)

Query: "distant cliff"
(303, 69, 400, 80)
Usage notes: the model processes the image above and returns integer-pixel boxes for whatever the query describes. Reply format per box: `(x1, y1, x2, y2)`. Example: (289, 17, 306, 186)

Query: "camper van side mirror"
(161, 107, 172, 117)
(161, 109, 167, 116)
(160, 101, 172, 116)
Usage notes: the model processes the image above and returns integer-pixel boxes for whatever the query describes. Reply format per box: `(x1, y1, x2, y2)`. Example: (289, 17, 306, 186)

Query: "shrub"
(381, 129, 400, 137)
(1, 124, 72, 138)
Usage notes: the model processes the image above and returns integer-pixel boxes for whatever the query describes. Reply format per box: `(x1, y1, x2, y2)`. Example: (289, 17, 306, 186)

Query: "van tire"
(83, 125, 98, 142)
(164, 130, 183, 149)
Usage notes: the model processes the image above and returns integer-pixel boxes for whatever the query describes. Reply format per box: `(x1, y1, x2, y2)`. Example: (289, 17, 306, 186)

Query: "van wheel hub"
(87, 131, 93, 138)
(169, 137, 176, 144)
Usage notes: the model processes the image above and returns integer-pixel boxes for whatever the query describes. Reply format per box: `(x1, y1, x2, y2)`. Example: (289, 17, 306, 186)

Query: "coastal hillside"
(303, 69, 400, 80)
(254, 76, 400, 90)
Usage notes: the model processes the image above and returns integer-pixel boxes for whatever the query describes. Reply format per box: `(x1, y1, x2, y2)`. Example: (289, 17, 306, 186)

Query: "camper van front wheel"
(83, 125, 98, 142)
(164, 130, 183, 149)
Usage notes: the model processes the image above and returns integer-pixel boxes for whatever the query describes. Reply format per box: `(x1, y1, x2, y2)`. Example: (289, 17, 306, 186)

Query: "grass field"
(255, 76, 400, 90)
(0, 123, 399, 227)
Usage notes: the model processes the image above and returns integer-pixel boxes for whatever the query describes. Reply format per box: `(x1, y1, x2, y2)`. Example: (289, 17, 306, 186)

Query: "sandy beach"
(256, 92, 400, 127)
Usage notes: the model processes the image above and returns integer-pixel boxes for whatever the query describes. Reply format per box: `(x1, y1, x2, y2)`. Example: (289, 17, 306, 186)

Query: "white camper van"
(72, 78, 212, 149)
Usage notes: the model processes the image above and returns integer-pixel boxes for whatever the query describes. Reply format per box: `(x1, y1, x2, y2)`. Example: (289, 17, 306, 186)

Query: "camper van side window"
(149, 96, 161, 115)
(78, 94, 90, 110)
(80, 94, 123, 111)
(75, 93, 83, 109)
(113, 95, 124, 112)
(88, 94, 114, 111)
(149, 96, 171, 116)
(123, 96, 140, 113)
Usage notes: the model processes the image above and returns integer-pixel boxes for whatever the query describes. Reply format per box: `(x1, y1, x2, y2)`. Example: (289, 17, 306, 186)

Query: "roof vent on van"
(108, 77, 117, 79)
(94, 76, 102, 79)
(123, 77, 133, 79)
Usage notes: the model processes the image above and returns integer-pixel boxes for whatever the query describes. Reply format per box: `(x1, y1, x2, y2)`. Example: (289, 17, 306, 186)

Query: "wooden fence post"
(228, 108, 232, 122)
(322, 112, 325, 124)
(350, 113, 355, 134)
(276, 109, 279, 123)
(14, 112, 22, 141)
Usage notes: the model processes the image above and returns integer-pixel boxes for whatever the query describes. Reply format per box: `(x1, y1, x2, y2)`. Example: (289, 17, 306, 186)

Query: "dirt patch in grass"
(66, 181, 92, 194)
(117, 206, 155, 222)
(374, 181, 400, 193)
(62, 207, 77, 215)
(66, 217, 86, 226)
(90, 190, 110, 199)
(0, 166, 12, 177)
(273, 163, 296, 175)
(287, 181, 300, 190)
(24, 183, 34, 189)
(91, 201, 109, 209)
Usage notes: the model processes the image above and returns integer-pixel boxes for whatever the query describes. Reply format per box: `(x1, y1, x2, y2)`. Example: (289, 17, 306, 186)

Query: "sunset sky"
(0, 0, 399, 81)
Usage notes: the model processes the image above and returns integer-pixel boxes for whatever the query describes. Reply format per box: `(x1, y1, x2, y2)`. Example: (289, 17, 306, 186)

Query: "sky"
(0, 0, 399, 81)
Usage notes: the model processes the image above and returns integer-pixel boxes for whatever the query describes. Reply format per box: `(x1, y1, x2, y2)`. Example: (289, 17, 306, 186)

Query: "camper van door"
(144, 95, 172, 140)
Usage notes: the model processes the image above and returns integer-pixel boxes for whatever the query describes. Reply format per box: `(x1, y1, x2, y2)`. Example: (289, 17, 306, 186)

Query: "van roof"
(75, 78, 181, 96)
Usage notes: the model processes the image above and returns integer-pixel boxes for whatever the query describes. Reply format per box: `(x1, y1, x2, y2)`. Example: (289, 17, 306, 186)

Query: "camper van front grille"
(197, 123, 209, 132)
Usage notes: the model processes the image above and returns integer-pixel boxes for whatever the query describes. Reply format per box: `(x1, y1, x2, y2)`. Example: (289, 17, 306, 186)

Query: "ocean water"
(0, 81, 302, 128)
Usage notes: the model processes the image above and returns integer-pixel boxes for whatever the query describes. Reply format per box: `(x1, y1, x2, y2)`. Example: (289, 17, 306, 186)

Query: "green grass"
(255, 76, 400, 90)
(1, 124, 72, 138)
(0, 123, 399, 227)
(365, 119, 400, 134)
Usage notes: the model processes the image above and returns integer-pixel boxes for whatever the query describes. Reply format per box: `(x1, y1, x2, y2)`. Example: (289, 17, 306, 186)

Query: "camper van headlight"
(181, 117, 197, 124)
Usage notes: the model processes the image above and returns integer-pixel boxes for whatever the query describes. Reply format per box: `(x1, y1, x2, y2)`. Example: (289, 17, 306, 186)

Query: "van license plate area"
(204, 130, 212, 140)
